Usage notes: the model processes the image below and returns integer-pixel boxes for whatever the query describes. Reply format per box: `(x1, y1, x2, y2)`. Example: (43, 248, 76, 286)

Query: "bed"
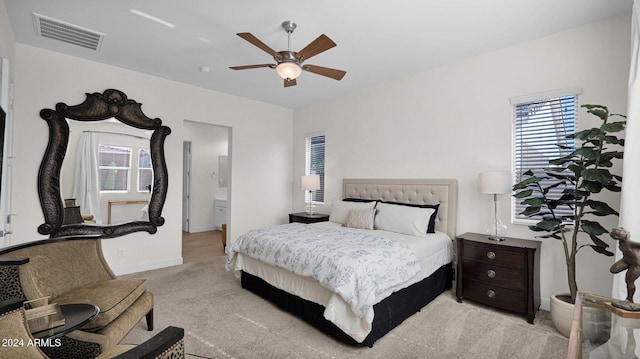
(226, 178, 458, 347)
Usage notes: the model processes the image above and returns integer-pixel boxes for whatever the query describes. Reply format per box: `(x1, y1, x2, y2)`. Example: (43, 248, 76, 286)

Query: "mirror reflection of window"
(98, 145, 132, 192)
(138, 148, 152, 192)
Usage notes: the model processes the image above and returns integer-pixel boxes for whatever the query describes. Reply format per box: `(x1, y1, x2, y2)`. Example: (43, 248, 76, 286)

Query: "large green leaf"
(583, 169, 613, 183)
(513, 176, 541, 190)
(588, 233, 610, 249)
(584, 105, 609, 120)
(567, 164, 584, 177)
(573, 128, 604, 141)
(579, 180, 604, 193)
(545, 171, 575, 181)
(581, 220, 608, 236)
(520, 207, 542, 216)
(513, 189, 533, 198)
(550, 156, 574, 166)
(587, 200, 619, 216)
(590, 245, 615, 256)
(601, 122, 626, 132)
(600, 135, 624, 145)
(571, 147, 599, 160)
(601, 151, 624, 161)
(604, 183, 622, 193)
(523, 197, 546, 206)
(534, 218, 562, 231)
(541, 181, 564, 194)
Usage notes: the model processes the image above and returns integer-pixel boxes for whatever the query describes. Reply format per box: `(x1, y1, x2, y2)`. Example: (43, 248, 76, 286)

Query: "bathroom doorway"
(182, 121, 230, 257)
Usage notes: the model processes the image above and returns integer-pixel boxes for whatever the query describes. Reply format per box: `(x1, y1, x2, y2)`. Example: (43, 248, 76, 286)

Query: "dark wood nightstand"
(455, 232, 540, 323)
(288, 212, 329, 224)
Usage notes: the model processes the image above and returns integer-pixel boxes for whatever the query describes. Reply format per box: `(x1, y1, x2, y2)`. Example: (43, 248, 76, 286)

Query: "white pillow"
(329, 200, 376, 224)
(374, 202, 436, 236)
(344, 209, 376, 230)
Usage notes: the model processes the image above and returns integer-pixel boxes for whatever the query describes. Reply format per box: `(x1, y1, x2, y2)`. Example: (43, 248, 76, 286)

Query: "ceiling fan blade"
(237, 33, 282, 60)
(229, 64, 274, 70)
(303, 65, 346, 81)
(284, 78, 297, 87)
(296, 34, 336, 62)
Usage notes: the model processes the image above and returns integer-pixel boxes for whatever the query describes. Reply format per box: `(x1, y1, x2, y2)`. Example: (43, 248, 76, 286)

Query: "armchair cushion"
(53, 278, 147, 330)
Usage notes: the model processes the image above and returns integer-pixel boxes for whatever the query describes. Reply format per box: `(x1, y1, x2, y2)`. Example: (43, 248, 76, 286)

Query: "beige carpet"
(123, 256, 568, 358)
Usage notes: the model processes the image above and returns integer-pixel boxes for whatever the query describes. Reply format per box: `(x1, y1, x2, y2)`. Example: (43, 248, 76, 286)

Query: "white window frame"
(511, 87, 582, 224)
(98, 144, 132, 193)
(137, 147, 153, 193)
(305, 131, 325, 204)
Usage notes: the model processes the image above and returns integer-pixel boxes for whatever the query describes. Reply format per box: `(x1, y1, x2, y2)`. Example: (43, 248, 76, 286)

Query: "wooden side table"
(456, 232, 540, 323)
(288, 212, 329, 224)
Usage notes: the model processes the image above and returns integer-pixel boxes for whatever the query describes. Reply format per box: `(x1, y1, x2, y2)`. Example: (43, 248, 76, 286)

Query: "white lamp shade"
(301, 175, 320, 191)
(276, 62, 302, 80)
(478, 171, 512, 194)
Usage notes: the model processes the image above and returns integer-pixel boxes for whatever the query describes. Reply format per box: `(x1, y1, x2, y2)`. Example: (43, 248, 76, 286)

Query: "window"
(512, 89, 580, 222)
(99, 145, 131, 192)
(305, 133, 325, 203)
(138, 148, 152, 192)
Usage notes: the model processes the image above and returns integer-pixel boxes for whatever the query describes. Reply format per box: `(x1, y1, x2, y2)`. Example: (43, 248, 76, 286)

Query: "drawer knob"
(486, 251, 496, 260)
(487, 269, 496, 278)
(487, 290, 496, 299)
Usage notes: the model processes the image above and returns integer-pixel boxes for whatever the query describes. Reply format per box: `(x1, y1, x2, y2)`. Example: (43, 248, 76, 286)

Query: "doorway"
(182, 141, 191, 232)
(0, 58, 13, 248)
(182, 121, 230, 257)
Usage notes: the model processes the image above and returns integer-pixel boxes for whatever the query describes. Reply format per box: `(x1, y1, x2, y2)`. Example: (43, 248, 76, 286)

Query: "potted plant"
(512, 104, 625, 336)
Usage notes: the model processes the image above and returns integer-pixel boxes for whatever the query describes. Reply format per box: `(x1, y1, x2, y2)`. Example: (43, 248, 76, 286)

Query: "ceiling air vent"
(32, 13, 104, 51)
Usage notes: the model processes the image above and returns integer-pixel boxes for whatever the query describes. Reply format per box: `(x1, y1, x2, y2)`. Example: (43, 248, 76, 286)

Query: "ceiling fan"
(230, 21, 346, 87)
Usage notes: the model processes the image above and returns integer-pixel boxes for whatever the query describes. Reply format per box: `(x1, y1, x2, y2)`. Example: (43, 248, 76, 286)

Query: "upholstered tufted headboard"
(342, 179, 458, 239)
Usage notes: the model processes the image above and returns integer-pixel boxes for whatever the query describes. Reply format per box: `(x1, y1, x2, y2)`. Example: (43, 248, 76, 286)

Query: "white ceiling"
(5, 0, 633, 109)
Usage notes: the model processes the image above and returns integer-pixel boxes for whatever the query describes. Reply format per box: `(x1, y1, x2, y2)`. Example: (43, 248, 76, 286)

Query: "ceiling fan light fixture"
(276, 62, 302, 80)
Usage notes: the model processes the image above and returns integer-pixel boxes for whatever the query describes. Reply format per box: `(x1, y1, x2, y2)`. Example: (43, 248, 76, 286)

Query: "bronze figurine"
(610, 227, 640, 311)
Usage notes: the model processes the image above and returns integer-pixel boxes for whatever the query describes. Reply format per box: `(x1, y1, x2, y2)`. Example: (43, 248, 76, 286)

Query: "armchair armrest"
(0, 257, 29, 266)
(113, 326, 185, 359)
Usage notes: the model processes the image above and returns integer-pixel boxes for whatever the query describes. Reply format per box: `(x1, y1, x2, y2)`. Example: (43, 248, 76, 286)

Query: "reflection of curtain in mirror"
(72, 133, 102, 224)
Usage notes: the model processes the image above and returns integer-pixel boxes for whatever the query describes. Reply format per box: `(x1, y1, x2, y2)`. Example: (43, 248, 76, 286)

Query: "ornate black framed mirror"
(38, 89, 171, 238)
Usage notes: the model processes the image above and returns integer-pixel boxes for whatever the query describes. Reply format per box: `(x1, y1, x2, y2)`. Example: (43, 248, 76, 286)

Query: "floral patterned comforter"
(226, 223, 421, 318)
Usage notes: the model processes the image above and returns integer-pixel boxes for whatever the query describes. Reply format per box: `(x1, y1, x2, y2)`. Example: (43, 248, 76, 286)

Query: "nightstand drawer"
(463, 242, 525, 269)
(289, 212, 329, 224)
(462, 259, 525, 290)
(463, 280, 526, 313)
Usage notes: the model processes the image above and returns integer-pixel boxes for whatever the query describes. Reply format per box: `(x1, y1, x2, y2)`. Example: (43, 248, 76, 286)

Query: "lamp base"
(488, 235, 506, 242)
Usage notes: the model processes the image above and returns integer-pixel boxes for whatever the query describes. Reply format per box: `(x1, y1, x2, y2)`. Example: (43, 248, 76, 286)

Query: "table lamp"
(478, 171, 512, 241)
(301, 175, 320, 214)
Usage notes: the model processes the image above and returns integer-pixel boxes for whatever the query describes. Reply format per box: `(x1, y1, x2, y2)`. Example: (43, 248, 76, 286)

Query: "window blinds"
(305, 134, 325, 203)
(513, 95, 578, 221)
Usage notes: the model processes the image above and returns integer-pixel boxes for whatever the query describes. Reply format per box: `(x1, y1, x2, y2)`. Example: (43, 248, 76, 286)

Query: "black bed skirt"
(240, 262, 453, 347)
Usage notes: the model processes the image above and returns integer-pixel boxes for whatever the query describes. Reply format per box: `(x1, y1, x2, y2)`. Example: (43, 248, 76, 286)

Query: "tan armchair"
(0, 307, 186, 359)
(0, 238, 153, 358)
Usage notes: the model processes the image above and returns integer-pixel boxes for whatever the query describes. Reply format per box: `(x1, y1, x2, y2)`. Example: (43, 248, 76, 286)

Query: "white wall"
(11, 44, 293, 274)
(0, 0, 15, 67)
(293, 13, 631, 309)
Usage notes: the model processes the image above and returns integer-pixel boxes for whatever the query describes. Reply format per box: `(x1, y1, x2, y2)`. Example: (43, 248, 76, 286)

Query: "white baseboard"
(189, 225, 218, 233)
(111, 257, 183, 276)
(540, 297, 550, 311)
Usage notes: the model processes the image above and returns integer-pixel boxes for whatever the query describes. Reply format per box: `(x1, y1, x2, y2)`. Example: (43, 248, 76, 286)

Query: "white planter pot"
(550, 293, 574, 338)
(550, 293, 609, 340)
